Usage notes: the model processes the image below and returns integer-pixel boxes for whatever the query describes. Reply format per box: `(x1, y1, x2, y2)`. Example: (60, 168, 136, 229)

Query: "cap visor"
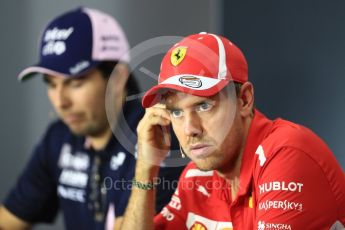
(142, 80, 229, 108)
(17, 61, 100, 81)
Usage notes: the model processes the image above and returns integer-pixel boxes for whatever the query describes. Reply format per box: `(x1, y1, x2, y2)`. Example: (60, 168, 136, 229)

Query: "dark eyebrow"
(72, 75, 87, 81)
(165, 106, 180, 112)
(166, 98, 216, 111)
(42, 75, 87, 86)
(42, 76, 71, 85)
(195, 100, 212, 106)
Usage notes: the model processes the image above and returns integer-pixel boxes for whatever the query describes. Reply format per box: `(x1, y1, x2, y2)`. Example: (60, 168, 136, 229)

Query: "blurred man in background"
(0, 7, 183, 230)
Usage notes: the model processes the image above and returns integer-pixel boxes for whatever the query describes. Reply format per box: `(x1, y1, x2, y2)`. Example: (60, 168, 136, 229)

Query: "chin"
(67, 124, 89, 136)
(194, 160, 218, 172)
(69, 129, 87, 136)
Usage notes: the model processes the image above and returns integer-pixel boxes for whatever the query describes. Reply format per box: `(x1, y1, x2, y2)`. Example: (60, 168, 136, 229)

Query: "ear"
(238, 82, 254, 117)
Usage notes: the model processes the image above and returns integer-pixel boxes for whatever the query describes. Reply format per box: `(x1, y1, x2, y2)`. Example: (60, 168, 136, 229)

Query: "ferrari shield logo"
(171, 46, 187, 66)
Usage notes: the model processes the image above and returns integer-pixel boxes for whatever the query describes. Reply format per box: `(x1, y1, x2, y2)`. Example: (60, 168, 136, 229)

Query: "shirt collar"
(236, 109, 273, 197)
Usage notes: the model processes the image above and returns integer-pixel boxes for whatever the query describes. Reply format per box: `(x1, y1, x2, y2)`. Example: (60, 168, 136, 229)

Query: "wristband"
(132, 178, 156, 190)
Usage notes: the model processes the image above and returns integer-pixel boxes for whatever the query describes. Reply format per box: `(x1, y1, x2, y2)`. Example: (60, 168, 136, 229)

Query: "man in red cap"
(120, 32, 345, 229)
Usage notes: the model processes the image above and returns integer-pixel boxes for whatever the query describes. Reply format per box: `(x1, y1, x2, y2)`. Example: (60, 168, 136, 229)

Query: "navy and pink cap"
(18, 7, 130, 80)
(141, 32, 248, 108)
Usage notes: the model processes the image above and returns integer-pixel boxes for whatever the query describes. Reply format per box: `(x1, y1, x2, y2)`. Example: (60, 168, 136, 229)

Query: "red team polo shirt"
(154, 110, 345, 230)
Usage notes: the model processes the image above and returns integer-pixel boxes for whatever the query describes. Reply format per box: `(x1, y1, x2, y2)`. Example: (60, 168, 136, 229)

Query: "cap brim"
(142, 79, 229, 108)
(17, 61, 100, 81)
(18, 66, 68, 81)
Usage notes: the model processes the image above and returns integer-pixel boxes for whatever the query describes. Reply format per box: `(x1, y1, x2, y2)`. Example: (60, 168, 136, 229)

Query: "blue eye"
(171, 110, 183, 118)
(196, 102, 213, 112)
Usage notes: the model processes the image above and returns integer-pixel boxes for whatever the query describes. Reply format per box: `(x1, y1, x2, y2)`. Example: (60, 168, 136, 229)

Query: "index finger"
(145, 103, 170, 120)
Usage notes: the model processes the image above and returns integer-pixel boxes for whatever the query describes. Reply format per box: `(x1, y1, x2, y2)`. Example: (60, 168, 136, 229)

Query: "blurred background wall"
(223, 0, 345, 170)
(0, 0, 344, 229)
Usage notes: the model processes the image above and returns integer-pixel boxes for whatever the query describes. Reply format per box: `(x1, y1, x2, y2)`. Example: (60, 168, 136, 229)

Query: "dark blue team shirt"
(4, 99, 185, 229)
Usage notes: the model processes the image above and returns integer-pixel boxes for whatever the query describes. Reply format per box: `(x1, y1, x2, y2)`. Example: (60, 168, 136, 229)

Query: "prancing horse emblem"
(171, 46, 187, 66)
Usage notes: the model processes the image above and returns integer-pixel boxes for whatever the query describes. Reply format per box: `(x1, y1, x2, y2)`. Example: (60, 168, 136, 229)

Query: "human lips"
(188, 143, 213, 158)
(63, 113, 84, 124)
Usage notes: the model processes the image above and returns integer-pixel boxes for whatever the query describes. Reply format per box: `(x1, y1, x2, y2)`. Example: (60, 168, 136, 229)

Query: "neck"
(217, 155, 242, 200)
(217, 114, 253, 199)
(86, 128, 112, 151)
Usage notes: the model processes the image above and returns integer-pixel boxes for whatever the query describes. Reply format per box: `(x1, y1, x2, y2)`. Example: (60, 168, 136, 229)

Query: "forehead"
(43, 73, 68, 84)
(43, 68, 100, 82)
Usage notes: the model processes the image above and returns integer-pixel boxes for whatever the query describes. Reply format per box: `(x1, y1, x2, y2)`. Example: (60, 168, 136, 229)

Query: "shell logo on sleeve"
(191, 222, 207, 230)
(187, 212, 233, 230)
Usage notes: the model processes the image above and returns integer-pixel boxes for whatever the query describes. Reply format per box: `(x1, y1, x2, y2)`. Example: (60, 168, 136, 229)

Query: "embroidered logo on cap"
(69, 60, 90, 75)
(178, 76, 202, 88)
(42, 27, 74, 56)
(171, 46, 187, 66)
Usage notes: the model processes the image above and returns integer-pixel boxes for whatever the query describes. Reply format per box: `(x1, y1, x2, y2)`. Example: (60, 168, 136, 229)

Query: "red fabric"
(154, 110, 345, 229)
(154, 163, 233, 230)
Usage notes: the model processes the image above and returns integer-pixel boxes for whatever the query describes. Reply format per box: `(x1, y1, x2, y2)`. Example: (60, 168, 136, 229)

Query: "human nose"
(183, 112, 203, 137)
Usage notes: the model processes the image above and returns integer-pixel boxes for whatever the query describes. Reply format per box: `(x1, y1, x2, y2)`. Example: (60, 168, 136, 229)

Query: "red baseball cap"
(142, 32, 248, 108)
